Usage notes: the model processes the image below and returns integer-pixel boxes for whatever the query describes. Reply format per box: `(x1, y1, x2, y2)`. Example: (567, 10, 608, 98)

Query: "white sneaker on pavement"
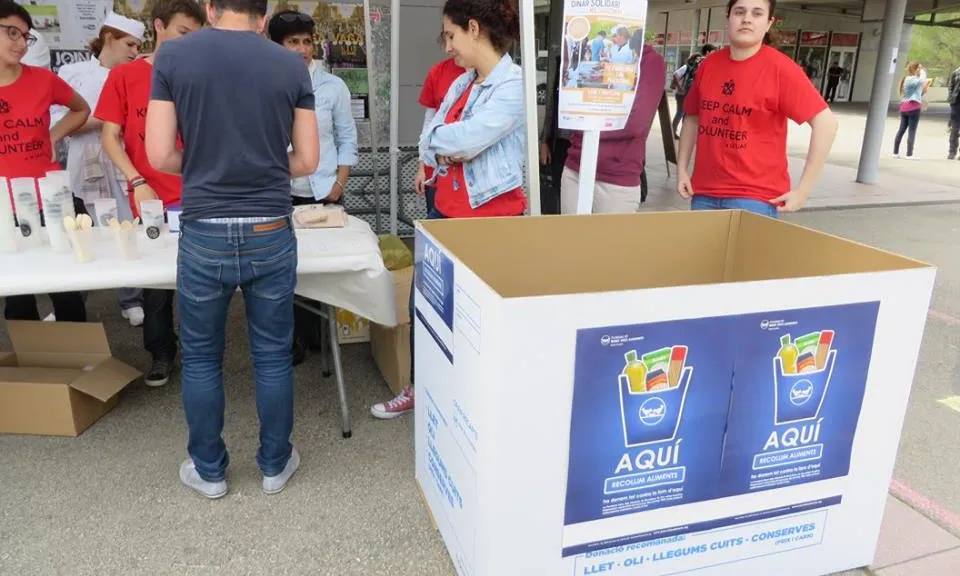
(179, 459, 228, 500)
(262, 446, 301, 495)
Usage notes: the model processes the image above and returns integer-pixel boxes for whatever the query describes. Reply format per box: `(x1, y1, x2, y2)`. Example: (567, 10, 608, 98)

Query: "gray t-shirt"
(151, 28, 315, 220)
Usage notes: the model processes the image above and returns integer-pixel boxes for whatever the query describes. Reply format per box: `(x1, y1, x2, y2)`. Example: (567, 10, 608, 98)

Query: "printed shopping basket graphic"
(773, 331, 836, 425)
(619, 345, 692, 447)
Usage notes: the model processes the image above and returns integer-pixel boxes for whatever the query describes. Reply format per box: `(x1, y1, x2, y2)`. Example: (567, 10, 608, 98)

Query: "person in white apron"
(55, 13, 146, 326)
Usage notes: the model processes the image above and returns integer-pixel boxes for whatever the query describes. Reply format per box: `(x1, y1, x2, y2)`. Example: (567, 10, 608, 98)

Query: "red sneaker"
(370, 386, 414, 419)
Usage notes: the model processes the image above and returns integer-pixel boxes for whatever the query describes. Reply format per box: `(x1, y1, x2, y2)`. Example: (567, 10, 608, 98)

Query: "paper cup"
(140, 199, 166, 246)
(94, 198, 119, 228)
(115, 226, 139, 261)
(72, 227, 95, 263)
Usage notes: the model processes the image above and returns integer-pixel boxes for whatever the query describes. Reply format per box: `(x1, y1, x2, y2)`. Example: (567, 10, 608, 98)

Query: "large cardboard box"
(413, 211, 936, 576)
(371, 266, 414, 395)
(0, 322, 142, 437)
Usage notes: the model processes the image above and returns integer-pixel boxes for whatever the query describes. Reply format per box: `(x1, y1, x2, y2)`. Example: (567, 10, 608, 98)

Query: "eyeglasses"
(277, 12, 313, 24)
(0, 24, 35, 46)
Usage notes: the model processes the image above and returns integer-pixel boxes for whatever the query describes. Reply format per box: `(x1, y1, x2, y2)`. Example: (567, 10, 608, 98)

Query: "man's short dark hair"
(598, 30, 606, 37)
(151, 0, 207, 28)
(700, 43, 717, 56)
(267, 10, 314, 44)
(209, 0, 268, 17)
(0, 0, 34, 30)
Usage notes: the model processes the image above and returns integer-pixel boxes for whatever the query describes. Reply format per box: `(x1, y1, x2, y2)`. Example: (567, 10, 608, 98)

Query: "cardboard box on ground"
(413, 211, 936, 576)
(0, 322, 142, 437)
(367, 234, 415, 395)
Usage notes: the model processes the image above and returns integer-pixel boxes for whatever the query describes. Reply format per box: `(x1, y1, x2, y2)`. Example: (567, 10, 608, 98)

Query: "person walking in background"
(414, 29, 465, 216)
(371, 0, 525, 420)
(824, 62, 844, 103)
(0, 0, 90, 323)
(146, 0, 319, 499)
(676, 0, 837, 217)
(96, 0, 205, 387)
(893, 61, 928, 160)
(266, 9, 359, 365)
(947, 64, 960, 160)
(57, 13, 146, 327)
(670, 44, 716, 140)
(560, 36, 664, 214)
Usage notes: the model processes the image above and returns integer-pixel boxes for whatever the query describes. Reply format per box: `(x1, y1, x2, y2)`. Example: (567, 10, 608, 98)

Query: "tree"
(906, 15, 960, 85)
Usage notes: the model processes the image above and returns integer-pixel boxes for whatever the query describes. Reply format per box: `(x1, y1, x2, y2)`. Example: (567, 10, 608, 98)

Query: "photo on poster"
(719, 302, 881, 497)
(563, 316, 736, 528)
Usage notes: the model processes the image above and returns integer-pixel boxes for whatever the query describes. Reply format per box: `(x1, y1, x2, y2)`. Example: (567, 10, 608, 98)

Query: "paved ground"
(2, 109, 960, 574)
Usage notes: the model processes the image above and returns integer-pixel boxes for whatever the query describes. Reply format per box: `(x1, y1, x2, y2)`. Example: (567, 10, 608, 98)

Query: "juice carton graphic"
(773, 330, 836, 425)
(619, 345, 692, 447)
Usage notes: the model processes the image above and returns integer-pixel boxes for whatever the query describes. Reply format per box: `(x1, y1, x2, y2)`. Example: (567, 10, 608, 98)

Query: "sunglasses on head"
(277, 12, 313, 24)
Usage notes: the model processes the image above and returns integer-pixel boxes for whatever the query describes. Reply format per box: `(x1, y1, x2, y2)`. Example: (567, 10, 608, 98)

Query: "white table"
(0, 216, 397, 438)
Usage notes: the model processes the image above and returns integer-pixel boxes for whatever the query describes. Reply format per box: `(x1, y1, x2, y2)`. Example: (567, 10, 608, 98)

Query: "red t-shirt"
(419, 58, 466, 181)
(0, 65, 73, 179)
(683, 46, 828, 202)
(95, 58, 182, 211)
(433, 86, 527, 219)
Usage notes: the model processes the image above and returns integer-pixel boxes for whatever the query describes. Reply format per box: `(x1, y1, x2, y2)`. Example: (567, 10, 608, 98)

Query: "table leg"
(293, 298, 351, 439)
(325, 303, 352, 439)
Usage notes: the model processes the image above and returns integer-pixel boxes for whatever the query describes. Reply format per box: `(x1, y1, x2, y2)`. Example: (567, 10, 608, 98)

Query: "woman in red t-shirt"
(0, 3, 91, 322)
(414, 42, 466, 215)
(370, 0, 525, 420)
(676, 0, 838, 217)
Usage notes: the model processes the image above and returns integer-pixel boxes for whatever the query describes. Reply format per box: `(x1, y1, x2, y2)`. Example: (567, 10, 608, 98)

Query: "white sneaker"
(122, 306, 145, 327)
(179, 459, 228, 499)
(262, 446, 301, 495)
(893, 153, 902, 159)
(43, 313, 56, 322)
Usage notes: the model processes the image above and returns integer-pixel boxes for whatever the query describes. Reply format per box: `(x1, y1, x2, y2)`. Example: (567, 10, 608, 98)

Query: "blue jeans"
(410, 208, 448, 385)
(691, 195, 779, 218)
(177, 218, 298, 481)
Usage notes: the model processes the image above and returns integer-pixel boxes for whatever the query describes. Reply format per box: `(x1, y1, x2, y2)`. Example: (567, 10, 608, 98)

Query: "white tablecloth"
(0, 216, 397, 327)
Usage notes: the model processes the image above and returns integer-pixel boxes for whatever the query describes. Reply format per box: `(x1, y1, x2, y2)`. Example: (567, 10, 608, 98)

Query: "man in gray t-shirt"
(145, 0, 319, 500)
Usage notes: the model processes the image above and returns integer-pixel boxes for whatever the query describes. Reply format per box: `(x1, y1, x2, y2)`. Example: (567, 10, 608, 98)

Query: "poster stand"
(575, 131, 601, 214)
(362, 0, 383, 233)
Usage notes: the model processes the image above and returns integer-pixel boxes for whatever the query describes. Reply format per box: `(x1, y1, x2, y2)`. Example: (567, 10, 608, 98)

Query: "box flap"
(393, 266, 414, 325)
(7, 321, 112, 367)
(69, 357, 142, 402)
(0, 366, 79, 385)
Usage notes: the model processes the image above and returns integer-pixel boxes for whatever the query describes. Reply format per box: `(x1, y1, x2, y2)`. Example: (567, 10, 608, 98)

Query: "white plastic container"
(140, 199, 166, 247)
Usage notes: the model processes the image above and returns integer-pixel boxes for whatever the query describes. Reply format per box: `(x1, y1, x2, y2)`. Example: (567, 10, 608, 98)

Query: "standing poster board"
(557, 0, 649, 132)
(18, 0, 113, 72)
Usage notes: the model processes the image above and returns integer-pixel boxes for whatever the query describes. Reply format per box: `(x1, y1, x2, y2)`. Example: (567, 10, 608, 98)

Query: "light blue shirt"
(610, 43, 634, 64)
(294, 62, 359, 201)
(901, 69, 927, 104)
(590, 37, 605, 61)
(420, 54, 526, 209)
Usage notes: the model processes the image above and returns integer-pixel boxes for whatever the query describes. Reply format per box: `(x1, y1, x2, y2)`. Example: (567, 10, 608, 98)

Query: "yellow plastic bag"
(378, 234, 413, 271)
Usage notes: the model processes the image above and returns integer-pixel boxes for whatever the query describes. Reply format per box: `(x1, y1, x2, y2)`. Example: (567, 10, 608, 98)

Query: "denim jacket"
(420, 54, 526, 209)
(901, 69, 927, 104)
(295, 63, 359, 201)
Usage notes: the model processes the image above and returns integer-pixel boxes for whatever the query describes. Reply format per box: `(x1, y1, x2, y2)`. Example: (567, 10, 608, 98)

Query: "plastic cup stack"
(10, 178, 44, 250)
(0, 177, 17, 254)
(38, 171, 76, 253)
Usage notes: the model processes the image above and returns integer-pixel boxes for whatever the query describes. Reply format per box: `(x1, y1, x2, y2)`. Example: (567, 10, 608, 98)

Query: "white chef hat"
(101, 12, 146, 42)
(23, 29, 50, 69)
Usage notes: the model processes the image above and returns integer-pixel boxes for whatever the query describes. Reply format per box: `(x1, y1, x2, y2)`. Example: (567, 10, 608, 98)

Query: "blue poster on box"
(719, 302, 880, 496)
(415, 229, 455, 362)
(564, 316, 736, 526)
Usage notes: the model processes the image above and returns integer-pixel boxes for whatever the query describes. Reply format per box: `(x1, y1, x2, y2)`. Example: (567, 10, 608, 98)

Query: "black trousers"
(144, 288, 177, 360)
(4, 196, 89, 323)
